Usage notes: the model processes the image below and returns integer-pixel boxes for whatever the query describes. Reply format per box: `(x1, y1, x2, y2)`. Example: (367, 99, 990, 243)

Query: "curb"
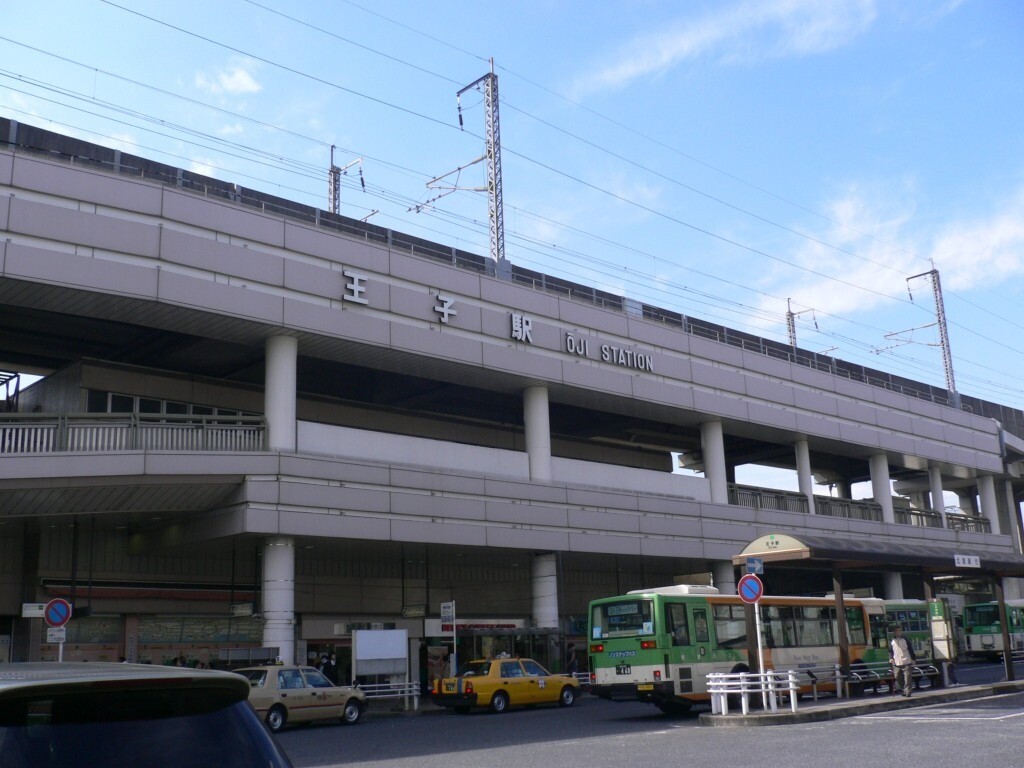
(698, 680, 1024, 727)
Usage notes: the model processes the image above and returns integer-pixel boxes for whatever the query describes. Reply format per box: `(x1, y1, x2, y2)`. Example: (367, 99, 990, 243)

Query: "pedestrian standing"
(323, 652, 339, 684)
(889, 625, 916, 697)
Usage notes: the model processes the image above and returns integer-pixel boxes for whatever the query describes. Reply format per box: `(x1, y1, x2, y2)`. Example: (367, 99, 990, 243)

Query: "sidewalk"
(698, 679, 1024, 726)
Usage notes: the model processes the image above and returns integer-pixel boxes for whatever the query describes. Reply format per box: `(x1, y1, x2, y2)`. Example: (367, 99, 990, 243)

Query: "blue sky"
(2, 0, 1023, 418)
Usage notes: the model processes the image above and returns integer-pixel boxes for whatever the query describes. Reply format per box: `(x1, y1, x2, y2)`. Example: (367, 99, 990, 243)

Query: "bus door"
(869, 611, 889, 654)
(692, 607, 711, 659)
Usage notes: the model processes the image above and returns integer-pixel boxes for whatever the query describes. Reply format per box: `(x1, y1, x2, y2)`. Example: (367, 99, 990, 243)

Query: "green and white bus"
(588, 585, 891, 713)
(962, 599, 1024, 659)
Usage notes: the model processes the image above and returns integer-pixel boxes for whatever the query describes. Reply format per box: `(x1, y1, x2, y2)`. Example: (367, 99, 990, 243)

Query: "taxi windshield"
(457, 661, 492, 677)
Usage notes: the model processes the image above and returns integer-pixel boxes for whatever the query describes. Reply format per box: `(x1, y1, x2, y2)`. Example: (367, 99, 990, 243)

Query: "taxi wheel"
(341, 699, 363, 725)
(266, 705, 287, 733)
(558, 686, 576, 707)
(489, 691, 509, 713)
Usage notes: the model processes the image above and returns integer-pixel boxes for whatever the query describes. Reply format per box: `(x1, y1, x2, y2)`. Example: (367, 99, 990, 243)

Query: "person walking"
(565, 643, 579, 676)
(889, 625, 917, 697)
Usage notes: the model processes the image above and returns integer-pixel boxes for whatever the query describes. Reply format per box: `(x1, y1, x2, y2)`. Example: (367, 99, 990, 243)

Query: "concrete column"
(928, 466, 945, 513)
(794, 439, 816, 515)
(883, 571, 904, 600)
(524, 386, 552, 482)
(1005, 480, 1023, 555)
(262, 536, 296, 664)
(701, 420, 729, 505)
(531, 553, 559, 629)
(869, 454, 895, 524)
(978, 475, 1001, 535)
(836, 479, 853, 499)
(265, 336, 298, 452)
(712, 561, 736, 596)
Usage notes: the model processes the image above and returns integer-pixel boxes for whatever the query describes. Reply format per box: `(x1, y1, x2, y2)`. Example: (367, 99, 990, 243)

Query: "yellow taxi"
(235, 664, 367, 732)
(431, 657, 579, 713)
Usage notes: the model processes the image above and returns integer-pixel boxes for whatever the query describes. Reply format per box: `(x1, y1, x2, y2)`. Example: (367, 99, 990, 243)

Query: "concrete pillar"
(928, 466, 945, 513)
(883, 571, 904, 600)
(531, 553, 559, 629)
(869, 454, 895, 524)
(701, 420, 729, 505)
(524, 386, 552, 482)
(712, 561, 736, 596)
(262, 536, 296, 664)
(265, 336, 298, 452)
(794, 439, 816, 514)
(836, 479, 853, 499)
(1005, 480, 1023, 555)
(978, 475, 1001, 535)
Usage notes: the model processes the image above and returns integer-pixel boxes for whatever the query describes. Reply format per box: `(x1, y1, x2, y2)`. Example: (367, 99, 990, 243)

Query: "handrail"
(0, 412, 266, 453)
(728, 483, 987, 532)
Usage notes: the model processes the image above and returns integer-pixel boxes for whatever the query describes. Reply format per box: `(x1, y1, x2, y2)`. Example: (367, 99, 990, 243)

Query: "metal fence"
(0, 413, 266, 454)
(728, 483, 991, 533)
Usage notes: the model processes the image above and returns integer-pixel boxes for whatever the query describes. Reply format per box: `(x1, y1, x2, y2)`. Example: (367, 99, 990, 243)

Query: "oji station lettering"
(565, 333, 654, 372)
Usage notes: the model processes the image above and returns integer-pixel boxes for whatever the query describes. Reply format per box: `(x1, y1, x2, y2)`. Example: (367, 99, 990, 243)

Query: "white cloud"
(929, 191, 1024, 291)
(754, 183, 1024, 331)
(194, 64, 262, 96)
(217, 123, 245, 137)
(189, 157, 218, 177)
(572, 0, 876, 97)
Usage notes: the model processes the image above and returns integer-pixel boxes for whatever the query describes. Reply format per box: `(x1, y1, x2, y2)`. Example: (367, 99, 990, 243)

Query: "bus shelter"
(733, 532, 1024, 683)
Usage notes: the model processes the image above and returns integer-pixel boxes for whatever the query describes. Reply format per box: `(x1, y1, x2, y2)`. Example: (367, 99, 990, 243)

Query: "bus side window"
(668, 604, 690, 645)
(693, 609, 710, 644)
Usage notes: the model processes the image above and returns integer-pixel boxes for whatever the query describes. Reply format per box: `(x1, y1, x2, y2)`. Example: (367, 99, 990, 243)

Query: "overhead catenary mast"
(420, 59, 508, 275)
(907, 265, 960, 409)
(457, 58, 506, 267)
(328, 145, 364, 216)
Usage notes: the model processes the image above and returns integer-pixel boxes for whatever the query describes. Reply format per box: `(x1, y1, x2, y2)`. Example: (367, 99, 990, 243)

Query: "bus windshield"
(591, 599, 654, 639)
(964, 604, 998, 628)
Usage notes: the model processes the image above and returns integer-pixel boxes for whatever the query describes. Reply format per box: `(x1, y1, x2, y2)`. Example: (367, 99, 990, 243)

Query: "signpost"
(737, 574, 767, 709)
(440, 601, 456, 676)
(44, 598, 72, 662)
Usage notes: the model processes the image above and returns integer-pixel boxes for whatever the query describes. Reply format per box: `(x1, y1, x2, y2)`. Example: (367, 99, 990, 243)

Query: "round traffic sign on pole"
(44, 598, 72, 628)
(737, 574, 764, 604)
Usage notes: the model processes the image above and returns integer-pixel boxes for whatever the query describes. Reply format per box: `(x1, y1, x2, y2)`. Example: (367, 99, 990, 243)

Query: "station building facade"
(1, 119, 1023, 678)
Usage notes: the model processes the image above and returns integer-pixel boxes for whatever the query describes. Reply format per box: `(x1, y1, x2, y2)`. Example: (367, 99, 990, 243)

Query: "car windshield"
(456, 661, 492, 677)
(238, 669, 268, 687)
(302, 668, 334, 688)
(0, 690, 291, 768)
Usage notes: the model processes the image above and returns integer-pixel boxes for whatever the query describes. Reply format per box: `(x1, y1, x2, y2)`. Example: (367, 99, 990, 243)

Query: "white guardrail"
(708, 666, 844, 716)
(356, 682, 423, 711)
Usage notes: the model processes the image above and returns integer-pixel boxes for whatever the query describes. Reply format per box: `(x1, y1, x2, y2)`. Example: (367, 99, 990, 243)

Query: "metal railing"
(894, 506, 945, 528)
(727, 484, 995, 533)
(728, 484, 809, 513)
(0, 413, 266, 454)
(814, 496, 884, 522)
(945, 515, 992, 534)
(357, 681, 422, 711)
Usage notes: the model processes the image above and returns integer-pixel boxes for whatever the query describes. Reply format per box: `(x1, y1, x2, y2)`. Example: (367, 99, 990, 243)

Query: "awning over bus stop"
(732, 532, 1024, 578)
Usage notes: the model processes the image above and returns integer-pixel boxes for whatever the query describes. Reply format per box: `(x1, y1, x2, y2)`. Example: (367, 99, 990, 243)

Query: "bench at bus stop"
(846, 660, 941, 696)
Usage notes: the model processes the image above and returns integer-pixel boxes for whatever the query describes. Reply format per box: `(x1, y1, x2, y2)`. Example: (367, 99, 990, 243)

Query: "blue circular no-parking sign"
(737, 574, 764, 604)
(44, 598, 72, 628)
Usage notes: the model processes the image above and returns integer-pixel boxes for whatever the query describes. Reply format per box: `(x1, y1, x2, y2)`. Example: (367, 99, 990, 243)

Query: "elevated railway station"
(1, 118, 1022, 677)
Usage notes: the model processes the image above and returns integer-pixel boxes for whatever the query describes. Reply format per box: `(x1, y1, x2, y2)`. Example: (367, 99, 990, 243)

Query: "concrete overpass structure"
(1, 118, 1022, 669)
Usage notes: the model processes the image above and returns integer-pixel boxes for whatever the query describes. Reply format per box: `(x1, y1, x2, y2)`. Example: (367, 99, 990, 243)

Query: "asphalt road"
(275, 664, 1024, 768)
